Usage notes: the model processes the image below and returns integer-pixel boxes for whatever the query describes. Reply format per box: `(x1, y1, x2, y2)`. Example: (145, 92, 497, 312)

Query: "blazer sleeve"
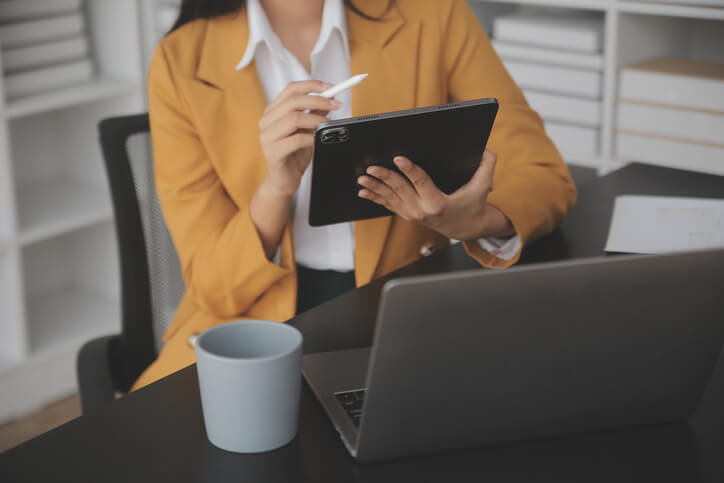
(441, 0, 577, 268)
(148, 43, 292, 319)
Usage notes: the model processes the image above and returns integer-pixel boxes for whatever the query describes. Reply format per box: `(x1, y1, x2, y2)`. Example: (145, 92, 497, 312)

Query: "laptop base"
(303, 347, 371, 457)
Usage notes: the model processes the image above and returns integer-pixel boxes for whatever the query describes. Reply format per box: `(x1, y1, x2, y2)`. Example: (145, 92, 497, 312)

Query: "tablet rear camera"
(321, 127, 350, 144)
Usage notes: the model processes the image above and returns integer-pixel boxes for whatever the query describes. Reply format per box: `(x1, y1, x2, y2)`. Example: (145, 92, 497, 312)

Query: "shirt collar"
(236, 0, 349, 71)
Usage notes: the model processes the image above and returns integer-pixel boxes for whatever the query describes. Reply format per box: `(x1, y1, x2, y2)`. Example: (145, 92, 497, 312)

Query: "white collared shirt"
(237, 0, 519, 271)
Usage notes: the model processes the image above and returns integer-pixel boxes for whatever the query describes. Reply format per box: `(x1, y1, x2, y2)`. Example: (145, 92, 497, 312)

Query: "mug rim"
(195, 320, 303, 364)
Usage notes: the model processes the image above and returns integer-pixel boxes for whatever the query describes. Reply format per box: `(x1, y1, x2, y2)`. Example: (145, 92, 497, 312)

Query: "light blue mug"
(195, 320, 303, 453)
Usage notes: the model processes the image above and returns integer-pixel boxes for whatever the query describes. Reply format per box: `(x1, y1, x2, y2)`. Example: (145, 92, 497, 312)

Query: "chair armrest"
(76, 335, 121, 415)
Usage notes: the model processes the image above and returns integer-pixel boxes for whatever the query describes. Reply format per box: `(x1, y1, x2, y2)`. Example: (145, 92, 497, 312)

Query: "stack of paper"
(633, 0, 724, 6)
(492, 12, 605, 158)
(605, 196, 724, 254)
(616, 58, 724, 173)
(0, 0, 92, 99)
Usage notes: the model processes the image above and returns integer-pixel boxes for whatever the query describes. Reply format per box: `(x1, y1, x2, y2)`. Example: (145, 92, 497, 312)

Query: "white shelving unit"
(0, 0, 147, 423)
(6, 79, 137, 120)
(23, 223, 119, 355)
(470, 0, 724, 175)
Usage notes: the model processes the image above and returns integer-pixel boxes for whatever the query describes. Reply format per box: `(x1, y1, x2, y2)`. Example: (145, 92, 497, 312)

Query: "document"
(605, 195, 724, 254)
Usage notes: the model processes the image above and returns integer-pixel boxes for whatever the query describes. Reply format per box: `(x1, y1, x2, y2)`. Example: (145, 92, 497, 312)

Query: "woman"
(132, 0, 576, 390)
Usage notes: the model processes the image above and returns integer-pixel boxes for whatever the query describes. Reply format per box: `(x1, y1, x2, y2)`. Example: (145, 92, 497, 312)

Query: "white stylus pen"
(313, 73, 368, 99)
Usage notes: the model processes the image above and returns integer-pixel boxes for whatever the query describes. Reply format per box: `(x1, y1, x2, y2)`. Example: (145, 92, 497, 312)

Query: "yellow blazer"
(132, 0, 576, 390)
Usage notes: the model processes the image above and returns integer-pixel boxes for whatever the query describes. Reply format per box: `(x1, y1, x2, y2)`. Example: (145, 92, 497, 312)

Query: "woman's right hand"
(257, 80, 342, 199)
(251, 81, 342, 259)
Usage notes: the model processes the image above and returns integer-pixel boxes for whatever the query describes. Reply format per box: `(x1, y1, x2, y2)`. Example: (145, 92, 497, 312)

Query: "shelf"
(471, 0, 609, 11)
(27, 286, 119, 357)
(472, 0, 724, 19)
(563, 154, 626, 172)
(5, 78, 139, 120)
(616, 1, 724, 20)
(17, 180, 113, 246)
(474, 0, 724, 18)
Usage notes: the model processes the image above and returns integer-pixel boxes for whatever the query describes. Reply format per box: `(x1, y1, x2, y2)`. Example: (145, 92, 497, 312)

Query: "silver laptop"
(303, 249, 724, 462)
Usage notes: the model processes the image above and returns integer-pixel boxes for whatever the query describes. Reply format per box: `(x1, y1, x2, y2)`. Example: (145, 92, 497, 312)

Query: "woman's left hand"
(357, 150, 513, 241)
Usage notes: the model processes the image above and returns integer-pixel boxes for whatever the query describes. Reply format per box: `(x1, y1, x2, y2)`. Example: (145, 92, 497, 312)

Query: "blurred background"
(1, 0, 723, 452)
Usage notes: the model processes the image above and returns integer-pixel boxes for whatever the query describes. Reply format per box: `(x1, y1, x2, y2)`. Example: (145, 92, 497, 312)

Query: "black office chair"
(76, 114, 185, 414)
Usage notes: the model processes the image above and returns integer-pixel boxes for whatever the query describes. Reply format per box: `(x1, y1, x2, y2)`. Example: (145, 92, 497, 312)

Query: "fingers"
(310, 109, 331, 118)
(264, 80, 332, 114)
(358, 189, 392, 210)
(364, 166, 420, 205)
(393, 156, 443, 200)
(257, 81, 334, 196)
(358, 160, 447, 224)
(357, 174, 402, 207)
(260, 112, 328, 145)
(270, 133, 314, 162)
(359, 151, 499, 240)
(260, 95, 341, 131)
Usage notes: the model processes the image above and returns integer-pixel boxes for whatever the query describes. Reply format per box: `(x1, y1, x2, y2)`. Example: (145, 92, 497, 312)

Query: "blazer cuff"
(477, 235, 521, 261)
(462, 186, 536, 268)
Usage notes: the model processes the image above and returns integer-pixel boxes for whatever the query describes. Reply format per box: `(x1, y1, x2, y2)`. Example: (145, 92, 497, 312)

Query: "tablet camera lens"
(321, 127, 350, 144)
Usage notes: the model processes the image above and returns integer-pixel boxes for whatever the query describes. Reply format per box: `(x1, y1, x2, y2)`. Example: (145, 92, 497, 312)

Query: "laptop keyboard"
(335, 389, 367, 427)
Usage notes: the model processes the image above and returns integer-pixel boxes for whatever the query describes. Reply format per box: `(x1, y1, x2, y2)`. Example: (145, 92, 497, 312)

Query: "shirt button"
(187, 332, 200, 349)
(420, 243, 436, 257)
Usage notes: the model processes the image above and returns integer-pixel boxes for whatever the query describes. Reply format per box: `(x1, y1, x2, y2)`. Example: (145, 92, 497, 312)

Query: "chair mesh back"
(126, 133, 185, 351)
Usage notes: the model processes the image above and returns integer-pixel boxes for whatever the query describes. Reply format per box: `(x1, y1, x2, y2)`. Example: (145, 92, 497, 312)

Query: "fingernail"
(394, 157, 410, 169)
(366, 167, 378, 175)
(331, 100, 342, 108)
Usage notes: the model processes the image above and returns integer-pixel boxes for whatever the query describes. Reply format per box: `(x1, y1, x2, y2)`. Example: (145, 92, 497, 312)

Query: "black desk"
(2, 164, 724, 482)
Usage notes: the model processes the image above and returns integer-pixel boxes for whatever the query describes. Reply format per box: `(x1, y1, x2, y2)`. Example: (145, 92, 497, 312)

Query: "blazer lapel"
(176, 9, 297, 271)
(348, 1, 421, 286)
(181, 9, 266, 203)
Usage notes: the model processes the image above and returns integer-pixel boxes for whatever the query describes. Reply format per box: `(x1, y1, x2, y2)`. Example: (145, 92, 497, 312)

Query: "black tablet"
(309, 97, 499, 226)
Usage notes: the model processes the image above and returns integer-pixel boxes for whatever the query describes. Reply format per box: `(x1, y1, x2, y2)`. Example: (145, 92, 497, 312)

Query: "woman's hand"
(251, 80, 341, 259)
(357, 150, 515, 241)
(257, 80, 342, 198)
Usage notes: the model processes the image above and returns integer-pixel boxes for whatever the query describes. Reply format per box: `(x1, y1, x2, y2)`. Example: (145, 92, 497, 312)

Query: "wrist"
(258, 175, 295, 202)
(474, 204, 515, 240)
(250, 176, 293, 261)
